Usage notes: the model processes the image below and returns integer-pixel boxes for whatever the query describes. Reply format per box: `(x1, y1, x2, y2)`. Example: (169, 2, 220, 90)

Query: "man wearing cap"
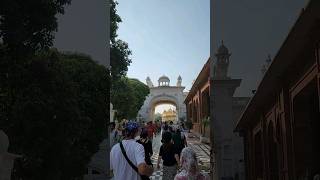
(110, 122, 154, 180)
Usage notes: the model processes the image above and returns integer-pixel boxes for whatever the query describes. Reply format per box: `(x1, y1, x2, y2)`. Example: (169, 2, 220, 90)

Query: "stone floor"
(109, 132, 211, 180)
(150, 132, 210, 180)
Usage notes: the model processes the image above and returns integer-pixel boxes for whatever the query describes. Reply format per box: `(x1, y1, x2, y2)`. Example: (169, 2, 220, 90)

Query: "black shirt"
(137, 139, 153, 165)
(159, 144, 178, 166)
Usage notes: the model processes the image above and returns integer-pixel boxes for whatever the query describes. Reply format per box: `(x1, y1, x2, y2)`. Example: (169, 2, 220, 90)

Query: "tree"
(111, 77, 149, 120)
(109, 0, 132, 81)
(2, 51, 109, 179)
(109, 0, 148, 121)
(0, 0, 71, 56)
(1, 0, 72, 132)
(1, 0, 110, 179)
(110, 40, 132, 80)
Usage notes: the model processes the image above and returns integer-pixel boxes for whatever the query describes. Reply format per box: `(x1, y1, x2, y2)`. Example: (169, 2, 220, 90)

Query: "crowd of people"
(110, 120, 208, 180)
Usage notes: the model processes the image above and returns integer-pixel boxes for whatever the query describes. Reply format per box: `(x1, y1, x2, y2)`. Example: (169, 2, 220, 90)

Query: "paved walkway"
(150, 132, 210, 180)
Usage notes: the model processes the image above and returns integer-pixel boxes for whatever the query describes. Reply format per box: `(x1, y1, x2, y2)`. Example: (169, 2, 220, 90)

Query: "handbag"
(119, 141, 151, 180)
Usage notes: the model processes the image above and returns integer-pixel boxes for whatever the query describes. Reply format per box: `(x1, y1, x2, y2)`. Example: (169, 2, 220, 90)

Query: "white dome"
(158, 75, 170, 82)
(158, 75, 170, 86)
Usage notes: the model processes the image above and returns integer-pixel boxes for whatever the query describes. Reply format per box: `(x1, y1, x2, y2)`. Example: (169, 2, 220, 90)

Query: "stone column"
(211, 79, 241, 180)
(0, 130, 21, 180)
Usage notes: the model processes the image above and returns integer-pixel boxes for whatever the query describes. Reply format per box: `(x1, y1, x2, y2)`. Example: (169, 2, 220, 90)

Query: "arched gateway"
(137, 75, 187, 123)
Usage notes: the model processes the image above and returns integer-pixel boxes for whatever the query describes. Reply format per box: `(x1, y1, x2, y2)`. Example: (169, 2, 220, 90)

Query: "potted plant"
(200, 117, 210, 144)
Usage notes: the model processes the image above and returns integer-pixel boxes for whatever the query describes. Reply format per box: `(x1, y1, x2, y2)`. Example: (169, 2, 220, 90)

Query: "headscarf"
(180, 147, 199, 176)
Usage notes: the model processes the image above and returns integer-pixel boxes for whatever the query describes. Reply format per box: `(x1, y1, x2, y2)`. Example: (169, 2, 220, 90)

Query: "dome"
(217, 40, 229, 54)
(159, 75, 170, 82)
(158, 75, 170, 86)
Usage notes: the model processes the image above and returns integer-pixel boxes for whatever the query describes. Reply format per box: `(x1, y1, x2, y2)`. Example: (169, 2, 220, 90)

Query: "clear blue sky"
(116, 0, 210, 91)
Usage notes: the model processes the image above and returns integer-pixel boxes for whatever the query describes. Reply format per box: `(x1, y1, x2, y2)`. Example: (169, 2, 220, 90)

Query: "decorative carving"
(214, 40, 231, 79)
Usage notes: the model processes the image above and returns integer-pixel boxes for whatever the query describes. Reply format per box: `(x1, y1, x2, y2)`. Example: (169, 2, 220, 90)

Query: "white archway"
(137, 75, 187, 123)
(150, 95, 179, 122)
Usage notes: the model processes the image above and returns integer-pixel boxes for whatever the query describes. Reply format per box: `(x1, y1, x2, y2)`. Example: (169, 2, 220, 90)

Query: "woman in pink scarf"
(174, 147, 209, 180)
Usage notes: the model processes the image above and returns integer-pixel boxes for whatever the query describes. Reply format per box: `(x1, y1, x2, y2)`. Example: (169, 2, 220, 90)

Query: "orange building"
(184, 59, 211, 136)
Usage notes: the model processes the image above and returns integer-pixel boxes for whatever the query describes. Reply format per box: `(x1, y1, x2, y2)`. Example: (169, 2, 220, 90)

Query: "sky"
(116, 0, 308, 97)
(52, 0, 309, 112)
(116, 0, 210, 92)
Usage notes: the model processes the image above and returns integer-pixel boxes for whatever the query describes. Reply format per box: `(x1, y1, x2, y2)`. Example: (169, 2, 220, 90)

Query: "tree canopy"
(109, 0, 132, 80)
(0, 0, 71, 56)
(1, 50, 109, 179)
(110, 0, 149, 120)
(111, 77, 149, 120)
(0, 0, 147, 178)
(1, 0, 109, 179)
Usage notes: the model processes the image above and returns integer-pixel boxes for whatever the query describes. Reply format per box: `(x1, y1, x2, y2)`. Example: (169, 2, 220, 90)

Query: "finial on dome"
(146, 76, 154, 87)
(177, 75, 182, 87)
(216, 40, 230, 55)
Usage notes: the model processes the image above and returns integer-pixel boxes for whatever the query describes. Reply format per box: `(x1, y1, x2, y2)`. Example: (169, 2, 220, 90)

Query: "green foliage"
(202, 117, 210, 136)
(109, 0, 132, 81)
(0, 0, 71, 55)
(202, 117, 210, 128)
(110, 39, 132, 80)
(109, 0, 146, 121)
(110, 0, 122, 43)
(112, 77, 149, 120)
(1, 0, 110, 179)
(1, 50, 109, 179)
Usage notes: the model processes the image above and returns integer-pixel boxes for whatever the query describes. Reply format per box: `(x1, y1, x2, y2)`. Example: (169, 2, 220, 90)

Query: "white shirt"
(110, 139, 146, 180)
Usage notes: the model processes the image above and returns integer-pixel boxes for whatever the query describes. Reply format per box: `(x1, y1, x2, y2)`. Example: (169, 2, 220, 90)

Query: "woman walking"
(157, 131, 180, 180)
(137, 130, 153, 166)
(172, 128, 187, 157)
(174, 147, 209, 180)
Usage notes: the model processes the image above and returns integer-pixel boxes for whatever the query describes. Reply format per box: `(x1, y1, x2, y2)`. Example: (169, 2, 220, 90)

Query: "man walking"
(146, 121, 155, 142)
(110, 122, 154, 180)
